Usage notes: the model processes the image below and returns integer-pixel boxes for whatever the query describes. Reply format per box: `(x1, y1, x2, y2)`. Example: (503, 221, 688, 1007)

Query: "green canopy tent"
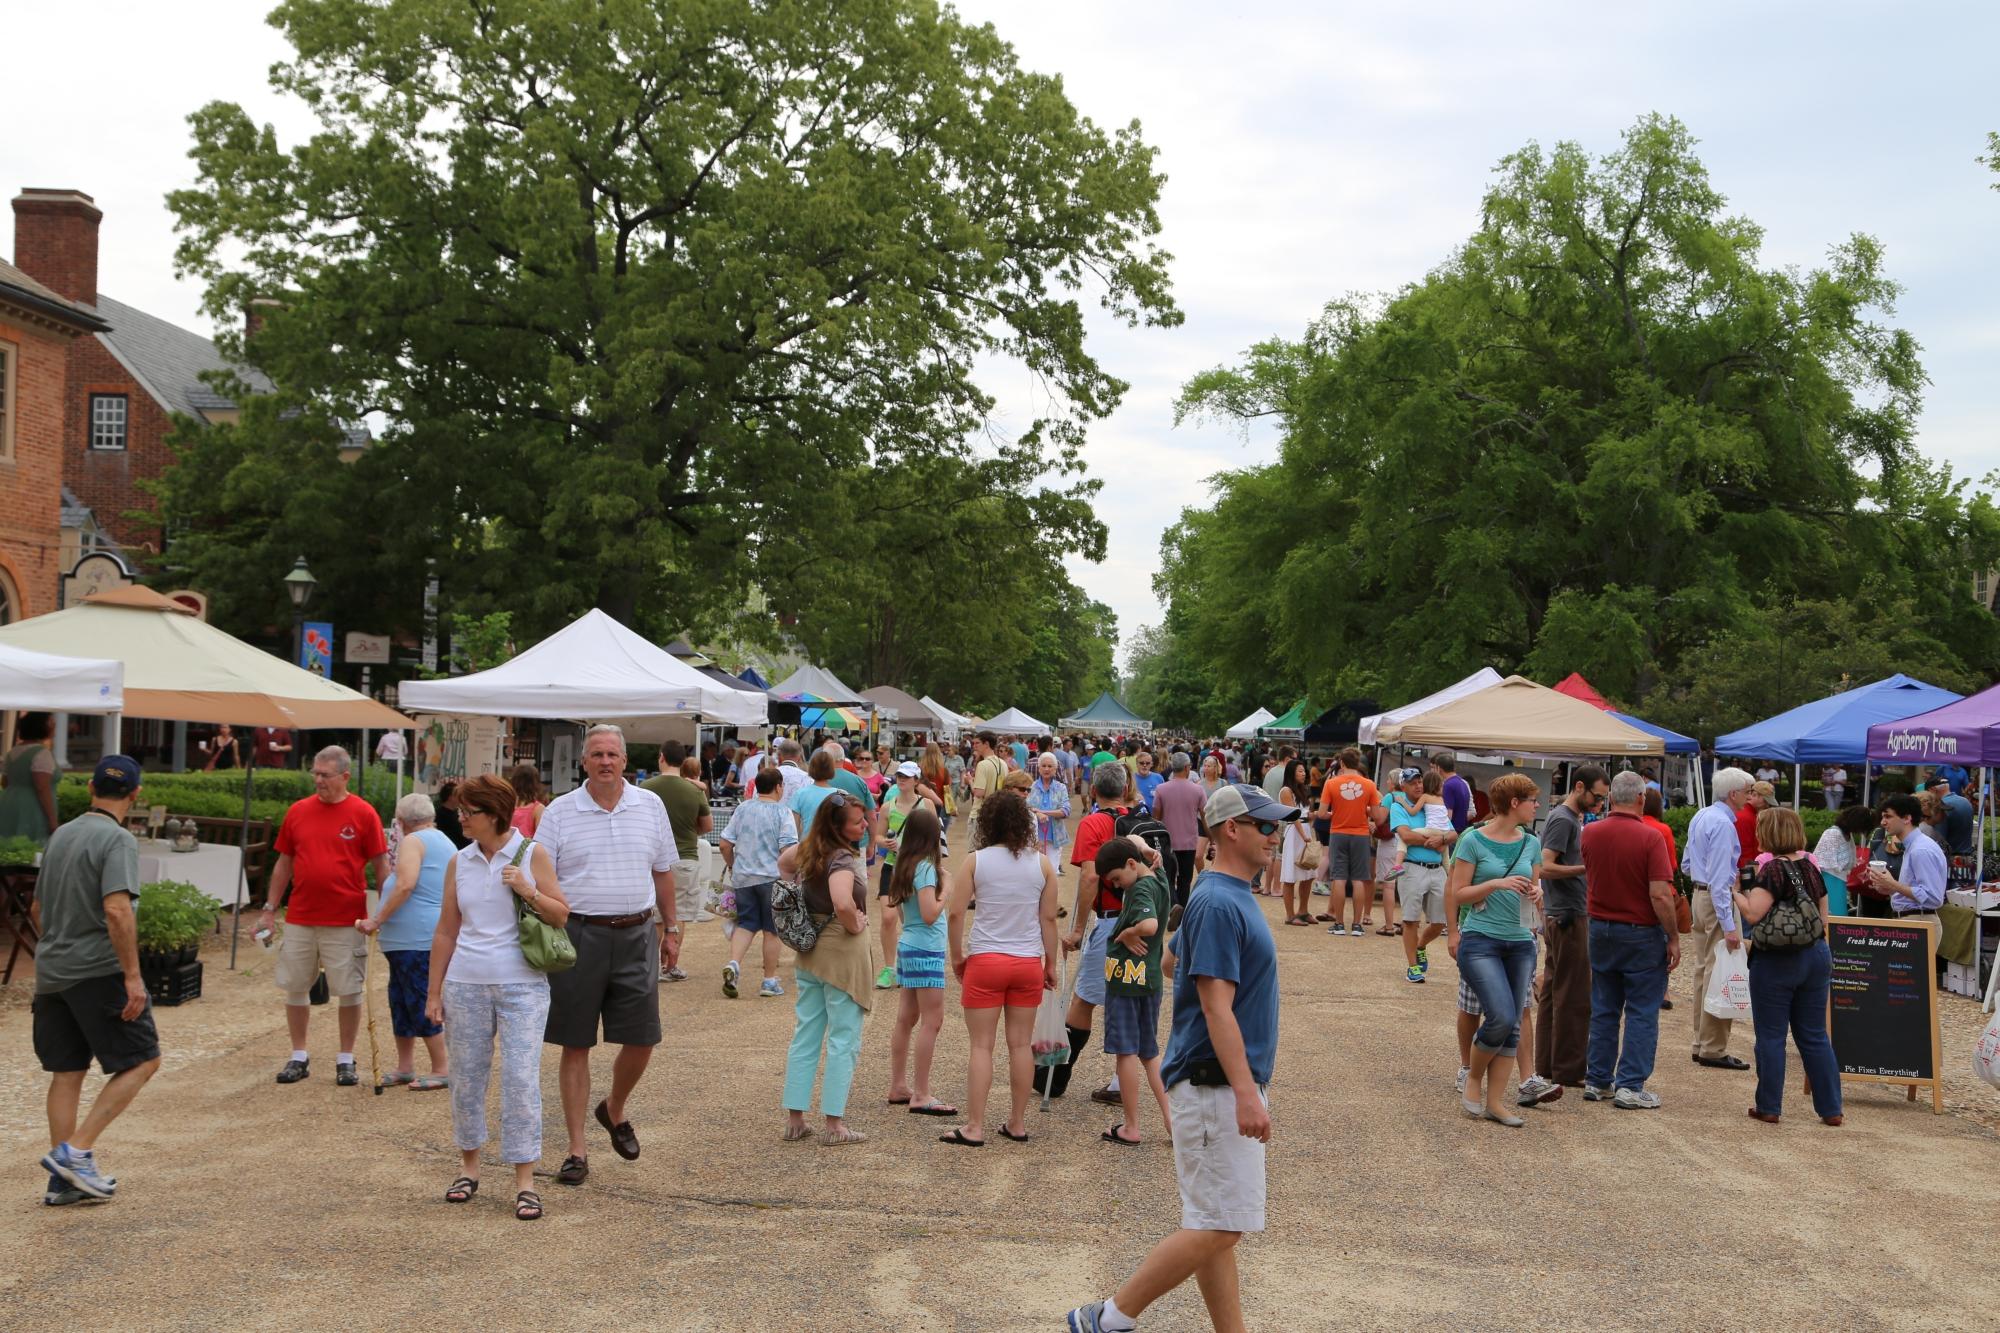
(1058, 690, 1151, 732)
(1256, 699, 1315, 742)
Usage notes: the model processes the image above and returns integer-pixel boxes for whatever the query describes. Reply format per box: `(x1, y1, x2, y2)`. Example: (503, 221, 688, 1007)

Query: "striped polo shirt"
(533, 780, 677, 916)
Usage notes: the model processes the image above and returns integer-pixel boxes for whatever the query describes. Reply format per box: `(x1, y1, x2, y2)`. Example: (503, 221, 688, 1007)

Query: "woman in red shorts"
(942, 788, 1059, 1146)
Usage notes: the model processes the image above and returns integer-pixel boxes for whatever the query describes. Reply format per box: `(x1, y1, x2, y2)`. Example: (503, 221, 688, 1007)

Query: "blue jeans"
(1458, 933, 1537, 1055)
(1747, 942, 1842, 1119)
(783, 964, 865, 1119)
(1584, 920, 1670, 1091)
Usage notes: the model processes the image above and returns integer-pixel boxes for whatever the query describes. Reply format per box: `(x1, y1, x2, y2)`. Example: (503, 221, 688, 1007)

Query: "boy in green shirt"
(1094, 837, 1175, 1146)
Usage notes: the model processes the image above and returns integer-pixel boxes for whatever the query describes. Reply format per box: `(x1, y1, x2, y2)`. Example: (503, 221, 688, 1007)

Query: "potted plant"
(0, 835, 42, 868)
(136, 879, 219, 972)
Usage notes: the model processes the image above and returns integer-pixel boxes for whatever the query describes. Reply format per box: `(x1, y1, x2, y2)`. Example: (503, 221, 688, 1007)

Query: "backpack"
(1113, 806, 1174, 865)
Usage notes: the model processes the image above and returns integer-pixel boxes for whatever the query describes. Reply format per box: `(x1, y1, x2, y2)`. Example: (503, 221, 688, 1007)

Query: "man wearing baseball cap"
(1068, 783, 1297, 1333)
(32, 755, 161, 1204)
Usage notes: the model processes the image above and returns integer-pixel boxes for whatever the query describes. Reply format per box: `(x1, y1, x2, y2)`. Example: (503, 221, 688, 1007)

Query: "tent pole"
(228, 751, 258, 970)
(1863, 767, 1873, 808)
(107, 710, 122, 754)
(1793, 762, 1801, 812)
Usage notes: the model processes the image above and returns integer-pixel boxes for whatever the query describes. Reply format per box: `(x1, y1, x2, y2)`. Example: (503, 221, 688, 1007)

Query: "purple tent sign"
(1866, 681, 2000, 766)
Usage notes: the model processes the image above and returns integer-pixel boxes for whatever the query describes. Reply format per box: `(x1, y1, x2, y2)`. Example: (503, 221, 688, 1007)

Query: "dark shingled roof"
(0, 256, 110, 332)
(91, 293, 272, 418)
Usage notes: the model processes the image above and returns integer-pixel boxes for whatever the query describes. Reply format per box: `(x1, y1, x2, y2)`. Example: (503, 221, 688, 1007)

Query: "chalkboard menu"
(1826, 915, 1942, 1112)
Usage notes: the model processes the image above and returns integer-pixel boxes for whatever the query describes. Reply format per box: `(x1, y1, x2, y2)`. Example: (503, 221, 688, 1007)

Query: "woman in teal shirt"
(1448, 772, 1545, 1127)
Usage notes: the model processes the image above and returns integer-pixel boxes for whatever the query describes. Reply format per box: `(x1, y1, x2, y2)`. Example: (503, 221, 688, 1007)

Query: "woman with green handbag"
(425, 774, 571, 1220)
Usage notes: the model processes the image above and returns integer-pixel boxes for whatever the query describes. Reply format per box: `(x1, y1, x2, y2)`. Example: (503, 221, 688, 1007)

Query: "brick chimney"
(11, 188, 102, 307)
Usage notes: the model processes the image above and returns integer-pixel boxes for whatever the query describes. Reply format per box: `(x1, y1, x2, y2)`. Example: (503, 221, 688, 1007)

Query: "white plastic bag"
(1031, 957, 1071, 1067)
(1975, 1010, 2000, 1090)
(1703, 938, 1753, 1022)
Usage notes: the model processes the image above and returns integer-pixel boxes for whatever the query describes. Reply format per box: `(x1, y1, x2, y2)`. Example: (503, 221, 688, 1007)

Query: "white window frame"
(89, 392, 128, 451)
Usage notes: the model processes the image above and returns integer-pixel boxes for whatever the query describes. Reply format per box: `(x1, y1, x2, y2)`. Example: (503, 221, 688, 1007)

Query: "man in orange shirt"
(1318, 748, 1382, 937)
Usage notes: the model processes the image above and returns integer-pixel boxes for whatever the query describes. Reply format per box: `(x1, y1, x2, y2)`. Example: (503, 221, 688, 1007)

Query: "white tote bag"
(1702, 938, 1753, 1022)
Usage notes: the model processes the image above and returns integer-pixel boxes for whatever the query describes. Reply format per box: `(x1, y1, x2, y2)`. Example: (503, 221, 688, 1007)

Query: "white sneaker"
(1614, 1087, 1661, 1110)
(1455, 1066, 1470, 1094)
(1517, 1075, 1556, 1107)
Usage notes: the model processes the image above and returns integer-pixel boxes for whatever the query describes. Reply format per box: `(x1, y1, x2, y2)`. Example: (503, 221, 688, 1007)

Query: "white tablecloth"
(138, 841, 248, 907)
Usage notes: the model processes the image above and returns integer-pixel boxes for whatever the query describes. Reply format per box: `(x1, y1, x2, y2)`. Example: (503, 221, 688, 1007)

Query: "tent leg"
(228, 754, 258, 970)
(1793, 762, 1801, 812)
(107, 711, 122, 754)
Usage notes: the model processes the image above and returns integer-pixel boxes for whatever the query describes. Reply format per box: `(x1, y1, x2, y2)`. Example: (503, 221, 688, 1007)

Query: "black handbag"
(769, 879, 827, 953)
(1750, 858, 1824, 951)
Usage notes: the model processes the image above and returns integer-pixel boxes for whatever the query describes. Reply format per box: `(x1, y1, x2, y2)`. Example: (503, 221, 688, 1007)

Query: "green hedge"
(58, 768, 402, 828)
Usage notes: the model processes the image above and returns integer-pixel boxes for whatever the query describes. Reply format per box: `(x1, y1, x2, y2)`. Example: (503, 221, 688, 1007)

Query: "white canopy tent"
(921, 695, 972, 742)
(769, 663, 866, 707)
(982, 706, 1050, 735)
(0, 641, 124, 715)
(1225, 706, 1275, 740)
(1358, 668, 1505, 745)
(398, 610, 768, 730)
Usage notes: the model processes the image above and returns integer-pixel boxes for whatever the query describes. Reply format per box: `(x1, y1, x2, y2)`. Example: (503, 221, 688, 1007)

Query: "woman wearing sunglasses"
(776, 791, 876, 1146)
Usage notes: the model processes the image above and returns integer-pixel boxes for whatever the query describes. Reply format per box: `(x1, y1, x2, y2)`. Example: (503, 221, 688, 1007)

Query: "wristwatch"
(663, 924, 682, 935)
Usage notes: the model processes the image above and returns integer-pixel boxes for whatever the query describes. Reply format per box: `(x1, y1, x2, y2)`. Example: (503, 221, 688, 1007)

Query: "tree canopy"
(156, 0, 1173, 697)
(1155, 115, 2000, 739)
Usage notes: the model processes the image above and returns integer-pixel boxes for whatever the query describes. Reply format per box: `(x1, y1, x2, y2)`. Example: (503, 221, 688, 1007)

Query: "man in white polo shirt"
(537, 724, 680, 1187)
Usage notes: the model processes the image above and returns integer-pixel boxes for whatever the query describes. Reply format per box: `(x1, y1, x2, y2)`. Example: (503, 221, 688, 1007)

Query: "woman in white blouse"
(425, 773, 568, 1220)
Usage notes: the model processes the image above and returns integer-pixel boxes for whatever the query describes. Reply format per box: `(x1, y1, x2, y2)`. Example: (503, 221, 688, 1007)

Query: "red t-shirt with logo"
(275, 793, 387, 925)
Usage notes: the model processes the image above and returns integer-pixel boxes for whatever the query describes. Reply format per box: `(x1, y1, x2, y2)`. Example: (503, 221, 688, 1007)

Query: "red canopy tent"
(1552, 672, 1614, 711)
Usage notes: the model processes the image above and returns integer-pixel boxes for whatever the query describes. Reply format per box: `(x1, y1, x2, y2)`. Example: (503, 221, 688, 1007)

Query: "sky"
(10, 2, 2000, 670)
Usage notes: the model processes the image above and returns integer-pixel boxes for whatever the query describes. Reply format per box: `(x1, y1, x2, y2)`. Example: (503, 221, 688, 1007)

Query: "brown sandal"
(515, 1189, 543, 1220)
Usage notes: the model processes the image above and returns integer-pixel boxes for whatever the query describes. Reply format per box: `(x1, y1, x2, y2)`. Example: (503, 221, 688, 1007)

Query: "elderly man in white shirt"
(536, 724, 680, 1188)
(774, 738, 812, 802)
(1684, 765, 1754, 1071)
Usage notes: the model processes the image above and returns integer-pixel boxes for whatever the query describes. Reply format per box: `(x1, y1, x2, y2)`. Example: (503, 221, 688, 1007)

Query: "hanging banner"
(414, 713, 503, 793)
(300, 621, 334, 677)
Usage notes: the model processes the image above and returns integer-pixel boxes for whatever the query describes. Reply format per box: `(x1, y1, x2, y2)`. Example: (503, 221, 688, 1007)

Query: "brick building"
(8, 187, 274, 561)
(0, 255, 109, 624)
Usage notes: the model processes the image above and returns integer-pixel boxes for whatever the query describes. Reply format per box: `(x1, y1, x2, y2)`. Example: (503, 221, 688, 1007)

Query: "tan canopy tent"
(1374, 675, 1663, 756)
(860, 685, 943, 733)
(0, 586, 408, 730)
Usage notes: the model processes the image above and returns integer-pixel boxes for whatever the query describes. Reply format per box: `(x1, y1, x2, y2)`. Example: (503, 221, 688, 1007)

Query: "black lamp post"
(283, 556, 317, 667)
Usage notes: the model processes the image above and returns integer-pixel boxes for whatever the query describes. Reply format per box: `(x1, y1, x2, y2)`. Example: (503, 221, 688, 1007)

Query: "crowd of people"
(21, 719, 1973, 1329)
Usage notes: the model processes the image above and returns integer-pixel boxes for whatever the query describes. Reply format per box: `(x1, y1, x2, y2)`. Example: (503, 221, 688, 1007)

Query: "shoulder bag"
(1749, 857, 1824, 951)
(769, 878, 828, 953)
(511, 838, 578, 973)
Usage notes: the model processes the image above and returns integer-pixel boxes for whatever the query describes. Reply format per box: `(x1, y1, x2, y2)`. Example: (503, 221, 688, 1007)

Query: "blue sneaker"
(759, 978, 784, 998)
(1416, 946, 1430, 973)
(41, 1143, 114, 1199)
(1405, 965, 1426, 984)
(1066, 1300, 1122, 1332)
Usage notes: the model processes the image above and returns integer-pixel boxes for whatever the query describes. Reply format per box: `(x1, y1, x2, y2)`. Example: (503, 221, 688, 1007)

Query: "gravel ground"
(5, 811, 2000, 1331)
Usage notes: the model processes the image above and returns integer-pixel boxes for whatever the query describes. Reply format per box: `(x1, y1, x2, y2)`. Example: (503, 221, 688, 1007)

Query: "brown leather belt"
(570, 911, 653, 929)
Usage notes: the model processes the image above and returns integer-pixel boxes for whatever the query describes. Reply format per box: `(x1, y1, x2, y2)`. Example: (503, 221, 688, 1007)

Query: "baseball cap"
(1205, 782, 1302, 831)
(1391, 767, 1423, 784)
(92, 754, 143, 797)
(895, 761, 921, 778)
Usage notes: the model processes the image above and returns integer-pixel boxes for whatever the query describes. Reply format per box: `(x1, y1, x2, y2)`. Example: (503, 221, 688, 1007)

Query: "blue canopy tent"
(1716, 674, 1964, 809)
(737, 666, 769, 689)
(1610, 710, 1696, 754)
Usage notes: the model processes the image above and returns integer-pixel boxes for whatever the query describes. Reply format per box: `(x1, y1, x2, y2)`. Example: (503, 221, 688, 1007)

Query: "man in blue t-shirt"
(1067, 783, 1294, 1333)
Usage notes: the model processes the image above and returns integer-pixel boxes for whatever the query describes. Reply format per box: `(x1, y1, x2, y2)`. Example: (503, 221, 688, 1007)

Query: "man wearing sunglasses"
(1068, 783, 1296, 1333)
(1531, 765, 1608, 1100)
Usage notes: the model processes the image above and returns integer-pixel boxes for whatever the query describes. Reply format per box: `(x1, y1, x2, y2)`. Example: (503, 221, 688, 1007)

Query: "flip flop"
(411, 1075, 450, 1091)
(1101, 1125, 1142, 1147)
(909, 1102, 959, 1116)
(939, 1128, 986, 1147)
(997, 1125, 1031, 1143)
(1375, 926, 1398, 936)
(381, 1071, 417, 1087)
(886, 1095, 912, 1105)
(1314, 914, 1335, 923)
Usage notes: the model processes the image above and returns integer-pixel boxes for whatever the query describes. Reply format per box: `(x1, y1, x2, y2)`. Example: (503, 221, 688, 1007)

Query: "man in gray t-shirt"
(1531, 766, 1607, 1094)
(31, 755, 162, 1203)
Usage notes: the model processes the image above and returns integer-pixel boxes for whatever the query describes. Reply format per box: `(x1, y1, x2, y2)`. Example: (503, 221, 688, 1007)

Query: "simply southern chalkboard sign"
(1825, 915, 1943, 1114)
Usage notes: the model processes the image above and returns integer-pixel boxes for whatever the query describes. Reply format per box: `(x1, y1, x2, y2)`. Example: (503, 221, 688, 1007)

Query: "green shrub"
(58, 767, 401, 827)
(0, 835, 42, 866)
(135, 879, 222, 953)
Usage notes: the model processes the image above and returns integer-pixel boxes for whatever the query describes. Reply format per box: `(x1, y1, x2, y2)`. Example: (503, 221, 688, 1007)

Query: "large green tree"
(1161, 115, 2000, 739)
(164, 0, 1177, 646)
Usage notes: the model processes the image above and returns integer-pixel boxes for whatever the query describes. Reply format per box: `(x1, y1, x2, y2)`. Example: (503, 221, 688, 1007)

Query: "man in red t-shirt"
(1579, 771, 1680, 1108)
(257, 746, 389, 1087)
(1035, 762, 1139, 1102)
(1735, 783, 1772, 866)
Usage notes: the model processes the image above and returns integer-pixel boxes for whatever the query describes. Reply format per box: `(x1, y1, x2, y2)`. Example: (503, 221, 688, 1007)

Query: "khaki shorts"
(276, 923, 367, 1006)
(673, 857, 702, 921)
(1399, 863, 1447, 923)
(1169, 1081, 1268, 1233)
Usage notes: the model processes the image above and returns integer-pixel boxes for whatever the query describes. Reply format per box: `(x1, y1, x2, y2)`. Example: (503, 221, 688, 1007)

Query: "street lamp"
(283, 556, 317, 668)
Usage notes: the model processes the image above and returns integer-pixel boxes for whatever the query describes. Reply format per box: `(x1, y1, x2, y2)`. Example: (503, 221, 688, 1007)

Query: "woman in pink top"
(505, 764, 545, 837)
